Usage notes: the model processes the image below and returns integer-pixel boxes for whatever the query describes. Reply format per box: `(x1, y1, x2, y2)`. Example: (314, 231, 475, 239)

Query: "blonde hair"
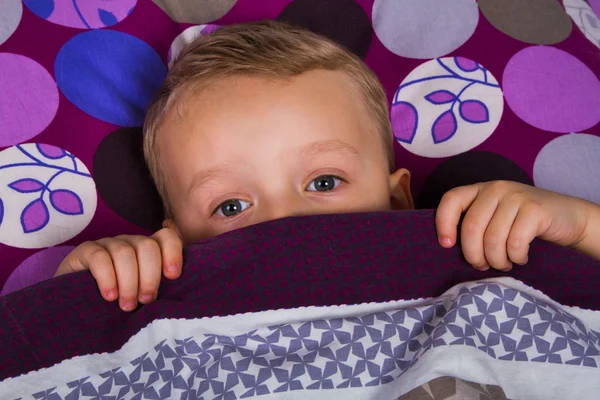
(143, 20, 395, 216)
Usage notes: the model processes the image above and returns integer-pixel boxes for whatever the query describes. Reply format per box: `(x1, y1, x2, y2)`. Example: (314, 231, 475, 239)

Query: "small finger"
(483, 200, 520, 271)
(507, 204, 542, 266)
(98, 238, 139, 312)
(436, 185, 482, 248)
(119, 236, 162, 304)
(152, 228, 184, 280)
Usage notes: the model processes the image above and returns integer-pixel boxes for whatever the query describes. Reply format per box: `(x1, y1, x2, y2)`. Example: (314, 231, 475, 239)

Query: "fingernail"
(167, 265, 178, 274)
(140, 294, 153, 303)
(123, 301, 136, 311)
(106, 289, 117, 300)
(440, 237, 452, 246)
(476, 266, 489, 271)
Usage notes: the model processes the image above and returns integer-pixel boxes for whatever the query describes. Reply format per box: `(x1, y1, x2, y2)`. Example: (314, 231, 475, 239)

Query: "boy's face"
(158, 70, 412, 244)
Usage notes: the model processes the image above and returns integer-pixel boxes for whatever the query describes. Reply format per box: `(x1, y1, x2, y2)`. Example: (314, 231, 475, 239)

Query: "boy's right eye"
(214, 199, 251, 217)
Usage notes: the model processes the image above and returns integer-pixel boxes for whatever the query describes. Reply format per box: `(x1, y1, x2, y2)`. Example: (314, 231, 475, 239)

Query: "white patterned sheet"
(2, 277, 599, 400)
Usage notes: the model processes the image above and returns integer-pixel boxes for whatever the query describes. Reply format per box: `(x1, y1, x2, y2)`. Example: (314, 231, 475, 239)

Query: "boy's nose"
(257, 195, 309, 223)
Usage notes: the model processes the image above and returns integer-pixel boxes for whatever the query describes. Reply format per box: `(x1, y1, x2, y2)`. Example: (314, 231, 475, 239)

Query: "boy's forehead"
(159, 70, 372, 142)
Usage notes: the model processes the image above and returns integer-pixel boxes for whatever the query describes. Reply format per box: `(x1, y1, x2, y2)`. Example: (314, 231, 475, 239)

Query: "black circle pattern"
(277, 0, 373, 59)
(417, 151, 534, 209)
(93, 128, 164, 231)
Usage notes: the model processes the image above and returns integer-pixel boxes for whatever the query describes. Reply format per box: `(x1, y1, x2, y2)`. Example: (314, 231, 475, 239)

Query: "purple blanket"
(1, 209, 599, 384)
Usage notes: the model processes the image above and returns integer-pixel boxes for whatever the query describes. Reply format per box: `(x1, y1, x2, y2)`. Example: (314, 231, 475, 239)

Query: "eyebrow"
(300, 139, 360, 159)
(187, 165, 233, 198)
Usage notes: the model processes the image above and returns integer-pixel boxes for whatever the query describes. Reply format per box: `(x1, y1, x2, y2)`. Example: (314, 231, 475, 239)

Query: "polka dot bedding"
(0, 0, 599, 295)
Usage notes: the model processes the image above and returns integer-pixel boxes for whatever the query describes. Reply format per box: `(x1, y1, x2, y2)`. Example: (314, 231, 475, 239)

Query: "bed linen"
(1, 211, 599, 399)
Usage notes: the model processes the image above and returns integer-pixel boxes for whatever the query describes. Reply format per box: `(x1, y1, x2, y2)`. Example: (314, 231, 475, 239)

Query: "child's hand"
(55, 228, 184, 311)
(435, 181, 599, 271)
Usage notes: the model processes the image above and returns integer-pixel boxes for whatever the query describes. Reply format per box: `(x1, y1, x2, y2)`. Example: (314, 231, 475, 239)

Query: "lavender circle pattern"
(564, 0, 600, 49)
(391, 57, 503, 158)
(0, 144, 97, 249)
(167, 24, 220, 68)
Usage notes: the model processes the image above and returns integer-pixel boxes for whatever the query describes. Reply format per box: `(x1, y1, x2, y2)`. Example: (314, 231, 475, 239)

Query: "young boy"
(55, 21, 600, 312)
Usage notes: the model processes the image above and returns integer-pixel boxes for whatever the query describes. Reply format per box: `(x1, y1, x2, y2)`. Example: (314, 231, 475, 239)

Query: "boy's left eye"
(306, 175, 343, 192)
(214, 199, 251, 217)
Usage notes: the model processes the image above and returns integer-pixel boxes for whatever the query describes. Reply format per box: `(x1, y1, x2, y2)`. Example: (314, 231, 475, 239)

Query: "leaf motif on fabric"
(21, 198, 50, 233)
(37, 143, 66, 159)
(392, 101, 418, 144)
(459, 100, 490, 124)
(98, 8, 119, 27)
(9, 178, 46, 193)
(432, 110, 458, 144)
(50, 189, 84, 215)
(425, 90, 456, 105)
(454, 57, 479, 72)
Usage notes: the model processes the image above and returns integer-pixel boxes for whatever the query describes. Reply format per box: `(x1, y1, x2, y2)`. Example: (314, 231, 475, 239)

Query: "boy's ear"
(389, 168, 414, 210)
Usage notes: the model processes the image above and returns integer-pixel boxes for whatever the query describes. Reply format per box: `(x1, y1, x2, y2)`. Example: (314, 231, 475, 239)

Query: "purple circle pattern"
(0, 246, 75, 296)
(502, 46, 600, 133)
(0, 54, 59, 147)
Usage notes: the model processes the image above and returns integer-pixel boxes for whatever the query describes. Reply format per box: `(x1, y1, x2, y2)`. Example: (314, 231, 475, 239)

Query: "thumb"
(54, 242, 102, 277)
